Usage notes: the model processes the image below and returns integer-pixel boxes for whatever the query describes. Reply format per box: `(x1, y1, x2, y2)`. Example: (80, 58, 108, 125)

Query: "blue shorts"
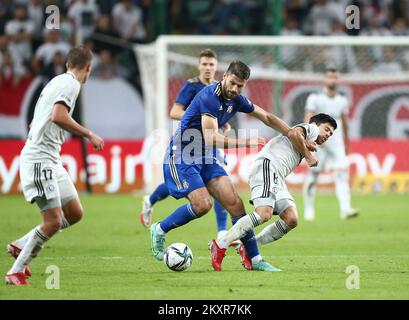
(164, 153, 228, 199)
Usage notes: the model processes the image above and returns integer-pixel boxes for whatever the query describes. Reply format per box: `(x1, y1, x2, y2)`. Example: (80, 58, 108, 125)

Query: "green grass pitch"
(0, 193, 408, 300)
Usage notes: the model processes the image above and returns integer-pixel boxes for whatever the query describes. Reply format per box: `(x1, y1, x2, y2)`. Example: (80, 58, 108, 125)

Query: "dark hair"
(66, 45, 93, 69)
(199, 48, 217, 60)
(226, 60, 250, 80)
(309, 113, 337, 130)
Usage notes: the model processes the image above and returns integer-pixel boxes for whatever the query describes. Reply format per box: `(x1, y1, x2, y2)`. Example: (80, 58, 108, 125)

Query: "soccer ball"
(163, 243, 193, 271)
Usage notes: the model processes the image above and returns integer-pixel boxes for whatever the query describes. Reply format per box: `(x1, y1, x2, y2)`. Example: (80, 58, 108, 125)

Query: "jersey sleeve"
(54, 80, 80, 111)
(295, 123, 319, 141)
(199, 90, 220, 118)
(305, 93, 317, 112)
(237, 95, 255, 113)
(175, 82, 196, 110)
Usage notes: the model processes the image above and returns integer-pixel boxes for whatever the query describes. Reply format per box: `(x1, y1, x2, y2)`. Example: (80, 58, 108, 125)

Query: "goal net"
(135, 36, 409, 193)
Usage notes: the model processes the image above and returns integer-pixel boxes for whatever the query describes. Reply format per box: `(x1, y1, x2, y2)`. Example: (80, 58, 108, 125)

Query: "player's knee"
(257, 208, 273, 222)
(71, 207, 84, 224)
(192, 199, 212, 216)
(284, 214, 298, 229)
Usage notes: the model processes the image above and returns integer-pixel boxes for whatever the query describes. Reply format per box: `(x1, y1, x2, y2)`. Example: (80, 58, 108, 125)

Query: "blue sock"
(160, 204, 198, 233)
(149, 183, 170, 206)
(231, 214, 259, 259)
(214, 200, 228, 232)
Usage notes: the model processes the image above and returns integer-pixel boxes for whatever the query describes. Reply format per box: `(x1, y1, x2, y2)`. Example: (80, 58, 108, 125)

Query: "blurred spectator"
(285, 0, 309, 28)
(0, 48, 28, 86)
(213, 0, 247, 35)
(32, 29, 71, 75)
(354, 47, 375, 73)
(91, 14, 121, 55)
(330, 20, 357, 72)
(304, 0, 343, 35)
(250, 51, 279, 77)
(91, 49, 128, 80)
(402, 51, 409, 71)
(27, 0, 43, 41)
(112, 0, 146, 43)
(360, 14, 392, 62)
(68, 0, 100, 41)
(42, 51, 66, 79)
(391, 18, 409, 36)
(373, 47, 403, 73)
(281, 15, 302, 70)
(5, 4, 35, 66)
(303, 47, 329, 72)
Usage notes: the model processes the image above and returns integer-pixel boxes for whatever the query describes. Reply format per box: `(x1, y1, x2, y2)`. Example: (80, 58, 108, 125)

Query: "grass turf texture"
(0, 193, 408, 300)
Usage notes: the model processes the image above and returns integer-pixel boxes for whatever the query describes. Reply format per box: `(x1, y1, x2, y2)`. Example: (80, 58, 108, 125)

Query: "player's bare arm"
(169, 103, 186, 120)
(341, 113, 349, 154)
(287, 127, 318, 167)
(250, 105, 291, 136)
(51, 103, 104, 150)
(201, 114, 265, 149)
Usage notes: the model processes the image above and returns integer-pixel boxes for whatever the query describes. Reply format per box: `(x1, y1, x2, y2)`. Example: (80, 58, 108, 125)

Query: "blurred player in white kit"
(303, 66, 358, 221)
(5, 46, 104, 285)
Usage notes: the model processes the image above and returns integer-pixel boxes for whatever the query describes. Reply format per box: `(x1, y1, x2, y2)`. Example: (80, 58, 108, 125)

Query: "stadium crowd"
(0, 0, 408, 91)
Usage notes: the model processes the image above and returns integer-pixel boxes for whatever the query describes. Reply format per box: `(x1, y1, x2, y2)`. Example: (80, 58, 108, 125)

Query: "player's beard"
(222, 82, 237, 99)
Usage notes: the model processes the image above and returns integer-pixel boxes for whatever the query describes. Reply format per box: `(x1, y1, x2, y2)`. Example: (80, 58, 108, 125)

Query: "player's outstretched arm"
(288, 127, 318, 167)
(169, 103, 186, 120)
(51, 103, 104, 150)
(250, 105, 291, 136)
(201, 115, 265, 149)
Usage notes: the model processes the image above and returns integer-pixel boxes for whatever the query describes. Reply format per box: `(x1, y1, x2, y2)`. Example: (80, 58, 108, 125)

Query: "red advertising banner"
(1, 139, 408, 195)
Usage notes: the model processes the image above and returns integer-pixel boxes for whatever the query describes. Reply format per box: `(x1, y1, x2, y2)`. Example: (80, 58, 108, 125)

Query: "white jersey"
(255, 123, 319, 179)
(305, 90, 348, 149)
(21, 72, 81, 163)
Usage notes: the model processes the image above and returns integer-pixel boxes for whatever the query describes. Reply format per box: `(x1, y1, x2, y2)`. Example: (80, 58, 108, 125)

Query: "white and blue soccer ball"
(163, 243, 193, 272)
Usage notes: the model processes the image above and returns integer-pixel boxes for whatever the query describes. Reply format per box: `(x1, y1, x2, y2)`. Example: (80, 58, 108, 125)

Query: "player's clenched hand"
(246, 136, 266, 148)
(306, 155, 318, 167)
(306, 140, 317, 152)
(89, 132, 104, 151)
(222, 122, 231, 134)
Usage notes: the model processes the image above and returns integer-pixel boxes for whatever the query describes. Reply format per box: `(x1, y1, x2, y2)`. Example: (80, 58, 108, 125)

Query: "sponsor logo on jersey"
(182, 180, 189, 189)
(227, 105, 233, 113)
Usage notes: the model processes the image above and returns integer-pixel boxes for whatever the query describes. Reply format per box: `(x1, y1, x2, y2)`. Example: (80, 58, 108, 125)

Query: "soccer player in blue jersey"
(150, 60, 318, 272)
(139, 49, 235, 243)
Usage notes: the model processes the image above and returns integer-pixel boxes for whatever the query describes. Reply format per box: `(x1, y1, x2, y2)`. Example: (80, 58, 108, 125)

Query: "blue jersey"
(175, 77, 210, 110)
(169, 82, 254, 164)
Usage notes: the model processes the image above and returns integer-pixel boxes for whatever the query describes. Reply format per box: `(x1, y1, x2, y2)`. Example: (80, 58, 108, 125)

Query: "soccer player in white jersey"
(303, 67, 358, 221)
(5, 46, 104, 286)
(211, 113, 336, 271)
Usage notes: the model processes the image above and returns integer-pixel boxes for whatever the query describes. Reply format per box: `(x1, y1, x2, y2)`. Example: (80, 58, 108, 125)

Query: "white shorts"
(249, 158, 296, 214)
(19, 159, 78, 210)
(312, 144, 348, 172)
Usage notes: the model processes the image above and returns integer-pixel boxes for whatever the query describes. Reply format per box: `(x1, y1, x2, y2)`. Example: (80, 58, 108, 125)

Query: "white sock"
(303, 171, 318, 219)
(251, 255, 262, 265)
(14, 216, 70, 248)
(334, 171, 352, 215)
(218, 212, 263, 249)
(156, 223, 165, 235)
(217, 230, 227, 241)
(8, 226, 49, 274)
(14, 227, 37, 249)
(256, 219, 291, 245)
